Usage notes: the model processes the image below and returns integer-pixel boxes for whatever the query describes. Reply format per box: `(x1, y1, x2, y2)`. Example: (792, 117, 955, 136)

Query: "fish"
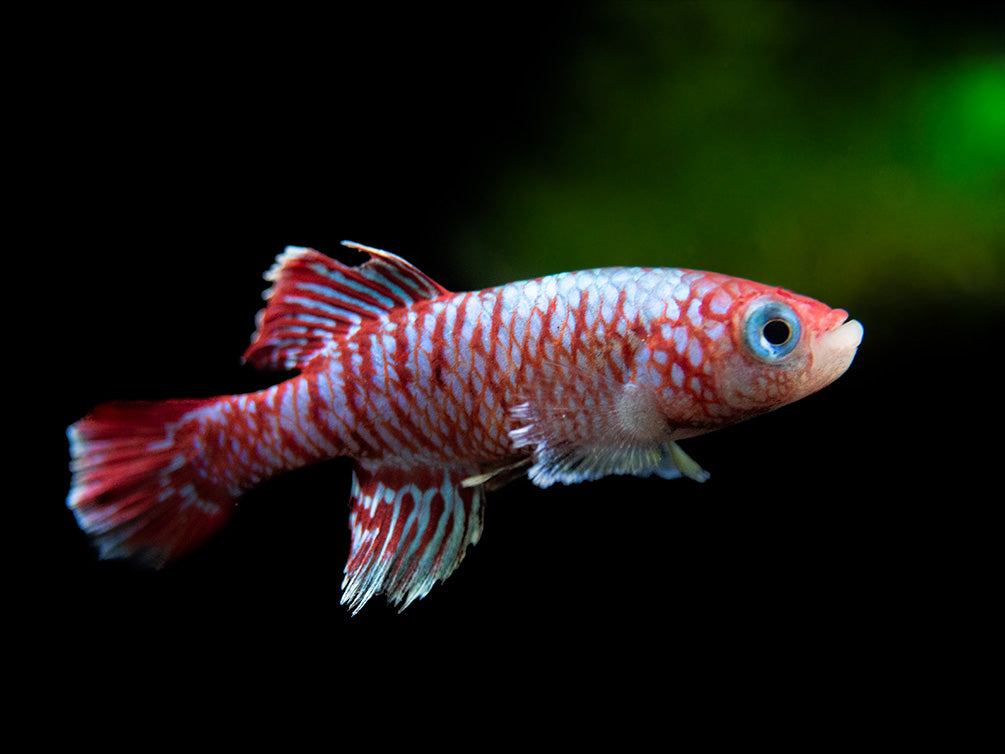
(67, 241, 863, 612)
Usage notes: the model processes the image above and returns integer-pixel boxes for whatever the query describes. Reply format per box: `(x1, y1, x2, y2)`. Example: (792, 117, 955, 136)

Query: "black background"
(21, 3, 1001, 735)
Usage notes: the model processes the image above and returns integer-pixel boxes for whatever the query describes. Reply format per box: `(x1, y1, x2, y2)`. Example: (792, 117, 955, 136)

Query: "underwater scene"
(36, 1, 1001, 728)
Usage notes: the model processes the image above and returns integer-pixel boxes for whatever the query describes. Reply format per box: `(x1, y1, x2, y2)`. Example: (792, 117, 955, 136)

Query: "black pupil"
(763, 319, 791, 346)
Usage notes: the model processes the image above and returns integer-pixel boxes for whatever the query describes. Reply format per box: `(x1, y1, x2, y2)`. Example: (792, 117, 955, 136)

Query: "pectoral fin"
(507, 384, 710, 488)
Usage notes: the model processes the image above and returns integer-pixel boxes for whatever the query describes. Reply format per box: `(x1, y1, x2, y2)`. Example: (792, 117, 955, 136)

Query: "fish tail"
(66, 398, 241, 568)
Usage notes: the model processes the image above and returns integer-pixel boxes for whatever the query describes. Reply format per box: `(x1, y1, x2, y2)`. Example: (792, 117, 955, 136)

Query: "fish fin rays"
(664, 441, 711, 483)
(461, 457, 532, 490)
(66, 399, 237, 568)
(244, 242, 449, 371)
(341, 464, 485, 614)
(516, 435, 710, 488)
(508, 397, 710, 488)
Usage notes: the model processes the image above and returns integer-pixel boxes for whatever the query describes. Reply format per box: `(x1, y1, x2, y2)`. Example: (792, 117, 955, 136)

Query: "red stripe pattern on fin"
(66, 400, 234, 568)
(341, 464, 485, 614)
(244, 241, 450, 372)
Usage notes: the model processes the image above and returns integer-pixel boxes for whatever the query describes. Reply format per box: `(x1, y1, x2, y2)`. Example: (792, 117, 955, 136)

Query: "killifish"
(67, 242, 863, 612)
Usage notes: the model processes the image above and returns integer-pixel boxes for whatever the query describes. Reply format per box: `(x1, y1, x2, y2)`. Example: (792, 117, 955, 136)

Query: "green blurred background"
(446, 1, 1003, 321)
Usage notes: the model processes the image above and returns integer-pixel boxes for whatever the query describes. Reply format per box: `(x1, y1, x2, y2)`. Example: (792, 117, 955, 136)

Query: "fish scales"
(67, 241, 862, 612)
(333, 267, 664, 465)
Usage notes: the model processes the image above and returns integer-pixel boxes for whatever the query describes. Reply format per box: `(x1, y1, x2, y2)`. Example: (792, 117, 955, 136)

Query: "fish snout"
(806, 317, 863, 392)
(826, 317, 864, 352)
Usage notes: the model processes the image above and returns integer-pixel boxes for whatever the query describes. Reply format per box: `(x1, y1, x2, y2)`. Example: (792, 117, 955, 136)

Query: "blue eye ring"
(742, 298, 801, 362)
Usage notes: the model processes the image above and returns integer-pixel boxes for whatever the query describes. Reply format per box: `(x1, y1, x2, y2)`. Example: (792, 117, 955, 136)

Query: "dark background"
(22, 1, 1002, 734)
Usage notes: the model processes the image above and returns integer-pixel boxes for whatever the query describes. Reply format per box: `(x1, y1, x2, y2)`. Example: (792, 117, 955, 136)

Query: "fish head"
(711, 282, 863, 416)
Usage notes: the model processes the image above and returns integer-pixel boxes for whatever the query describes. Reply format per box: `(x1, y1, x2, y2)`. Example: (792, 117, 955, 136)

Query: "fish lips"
(808, 315, 863, 392)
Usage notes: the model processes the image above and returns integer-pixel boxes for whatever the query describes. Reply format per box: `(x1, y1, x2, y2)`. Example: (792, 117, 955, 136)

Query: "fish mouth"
(805, 314, 863, 392)
(824, 316, 864, 352)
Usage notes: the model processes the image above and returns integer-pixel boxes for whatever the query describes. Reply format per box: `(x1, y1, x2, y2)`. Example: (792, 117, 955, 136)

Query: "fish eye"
(743, 299, 801, 361)
(762, 319, 792, 346)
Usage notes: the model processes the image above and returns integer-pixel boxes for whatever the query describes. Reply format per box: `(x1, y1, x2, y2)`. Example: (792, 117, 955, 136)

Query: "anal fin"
(341, 464, 485, 614)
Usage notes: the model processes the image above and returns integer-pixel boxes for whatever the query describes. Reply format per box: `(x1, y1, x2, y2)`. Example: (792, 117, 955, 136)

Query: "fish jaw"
(804, 316, 864, 397)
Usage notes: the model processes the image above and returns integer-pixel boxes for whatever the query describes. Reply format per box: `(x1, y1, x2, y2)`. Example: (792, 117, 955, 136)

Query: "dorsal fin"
(243, 241, 450, 371)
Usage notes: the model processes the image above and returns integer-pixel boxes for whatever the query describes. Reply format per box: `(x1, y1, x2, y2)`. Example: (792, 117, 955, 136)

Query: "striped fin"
(66, 399, 235, 567)
(244, 241, 450, 371)
(341, 464, 485, 614)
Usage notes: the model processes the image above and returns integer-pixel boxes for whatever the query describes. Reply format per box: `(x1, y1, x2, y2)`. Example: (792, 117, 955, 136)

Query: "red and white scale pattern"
(68, 242, 756, 612)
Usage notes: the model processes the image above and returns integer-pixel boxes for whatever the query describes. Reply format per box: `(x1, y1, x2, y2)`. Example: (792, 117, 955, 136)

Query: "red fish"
(67, 242, 863, 612)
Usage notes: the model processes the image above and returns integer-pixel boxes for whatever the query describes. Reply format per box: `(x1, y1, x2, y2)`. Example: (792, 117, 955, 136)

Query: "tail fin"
(67, 399, 236, 568)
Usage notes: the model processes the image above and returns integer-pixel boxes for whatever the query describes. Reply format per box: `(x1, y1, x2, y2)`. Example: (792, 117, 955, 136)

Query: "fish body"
(67, 242, 863, 612)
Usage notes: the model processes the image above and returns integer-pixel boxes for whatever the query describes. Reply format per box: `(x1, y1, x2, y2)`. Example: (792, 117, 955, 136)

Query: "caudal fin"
(67, 399, 237, 568)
